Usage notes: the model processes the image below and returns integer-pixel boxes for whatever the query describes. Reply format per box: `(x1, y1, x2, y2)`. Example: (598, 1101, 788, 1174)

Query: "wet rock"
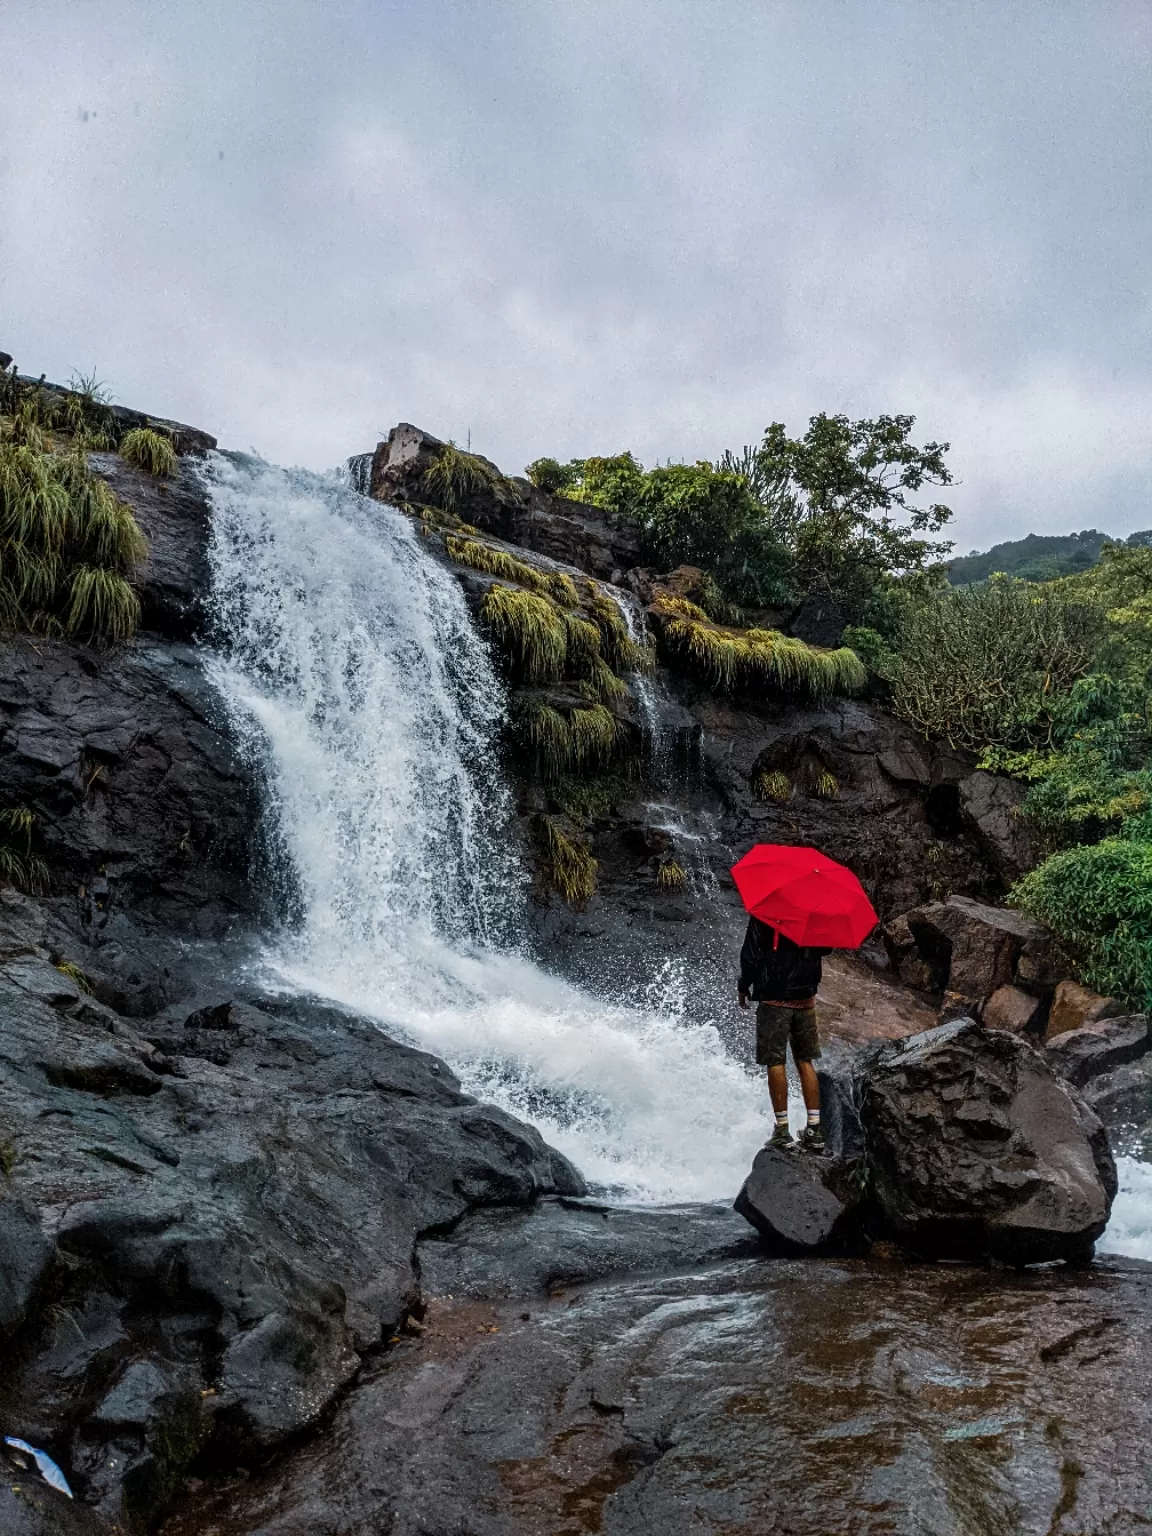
(956, 769, 1035, 879)
(0, 973, 585, 1525)
(1083, 1056, 1152, 1153)
(1045, 1013, 1150, 1087)
(734, 1146, 865, 1252)
(905, 895, 1044, 999)
(158, 1257, 1152, 1536)
(1044, 979, 1125, 1041)
(0, 1196, 51, 1333)
(982, 983, 1042, 1034)
(418, 1198, 756, 1299)
(0, 1469, 103, 1535)
(862, 1018, 1116, 1264)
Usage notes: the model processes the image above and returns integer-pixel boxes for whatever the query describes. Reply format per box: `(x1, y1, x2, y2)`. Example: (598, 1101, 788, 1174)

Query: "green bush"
(1012, 836, 1152, 1007)
(524, 457, 582, 494)
(886, 578, 1102, 750)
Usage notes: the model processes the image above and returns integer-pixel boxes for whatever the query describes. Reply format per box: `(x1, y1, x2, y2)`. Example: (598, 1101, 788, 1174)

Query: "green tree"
(754, 413, 955, 616)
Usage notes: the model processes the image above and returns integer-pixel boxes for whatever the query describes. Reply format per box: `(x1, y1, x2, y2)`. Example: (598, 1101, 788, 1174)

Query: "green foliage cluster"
(526, 414, 953, 622)
(872, 578, 1103, 751)
(845, 537, 1152, 1006)
(652, 594, 866, 698)
(515, 697, 628, 778)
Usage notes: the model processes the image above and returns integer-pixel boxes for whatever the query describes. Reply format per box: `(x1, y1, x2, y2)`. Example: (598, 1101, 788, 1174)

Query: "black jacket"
(738, 917, 827, 1002)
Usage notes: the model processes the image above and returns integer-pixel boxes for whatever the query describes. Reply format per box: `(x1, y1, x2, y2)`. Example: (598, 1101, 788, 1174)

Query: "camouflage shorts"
(755, 1002, 821, 1068)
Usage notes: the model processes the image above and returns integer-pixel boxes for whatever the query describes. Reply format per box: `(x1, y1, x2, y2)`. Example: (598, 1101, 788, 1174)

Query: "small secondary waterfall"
(204, 453, 775, 1200)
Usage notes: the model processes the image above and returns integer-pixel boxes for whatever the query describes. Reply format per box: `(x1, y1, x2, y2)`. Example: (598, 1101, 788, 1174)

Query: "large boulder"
(904, 895, 1046, 1000)
(982, 984, 1042, 1034)
(734, 1147, 864, 1253)
(862, 1018, 1116, 1264)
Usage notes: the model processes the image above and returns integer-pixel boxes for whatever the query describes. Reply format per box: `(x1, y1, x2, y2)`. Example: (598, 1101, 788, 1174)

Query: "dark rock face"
(1084, 1056, 1152, 1156)
(902, 895, 1046, 1000)
(159, 1257, 1152, 1536)
(88, 454, 214, 640)
(733, 1146, 864, 1252)
(863, 1019, 1116, 1264)
(1046, 1013, 1150, 1088)
(418, 1198, 755, 1298)
(0, 958, 584, 1526)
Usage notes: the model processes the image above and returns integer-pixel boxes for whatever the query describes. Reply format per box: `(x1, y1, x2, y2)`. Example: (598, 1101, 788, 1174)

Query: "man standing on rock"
(738, 916, 827, 1152)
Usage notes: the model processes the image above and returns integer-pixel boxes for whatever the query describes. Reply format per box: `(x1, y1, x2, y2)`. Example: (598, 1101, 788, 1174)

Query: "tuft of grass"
(0, 807, 47, 893)
(67, 565, 142, 643)
(586, 584, 655, 673)
(480, 585, 568, 682)
(0, 1140, 15, 1178)
(516, 697, 627, 777)
(533, 815, 597, 905)
(54, 959, 92, 993)
(652, 595, 865, 698)
(0, 424, 147, 644)
(446, 534, 582, 610)
(753, 769, 792, 803)
(583, 656, 629, 704)
(657, 858, 687, 889)
(119, 426, 177, 477)
(423, 442, 523, 513)
(813, 770, 840, 799)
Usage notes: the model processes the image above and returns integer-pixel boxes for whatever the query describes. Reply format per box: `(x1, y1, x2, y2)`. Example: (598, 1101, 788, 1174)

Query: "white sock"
(807, 1110, 820, 1126)
(775, 1110, 789, 1127)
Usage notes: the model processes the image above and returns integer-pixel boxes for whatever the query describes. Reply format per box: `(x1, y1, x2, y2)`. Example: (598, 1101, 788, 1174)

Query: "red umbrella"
(730, 843, 878, 948)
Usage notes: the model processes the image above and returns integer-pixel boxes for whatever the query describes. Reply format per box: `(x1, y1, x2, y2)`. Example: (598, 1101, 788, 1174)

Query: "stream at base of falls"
(203, 452, 1152, 1247)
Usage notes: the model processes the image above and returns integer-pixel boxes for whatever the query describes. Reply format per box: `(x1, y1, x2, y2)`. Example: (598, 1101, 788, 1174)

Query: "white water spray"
(205, 455, 774, 1200)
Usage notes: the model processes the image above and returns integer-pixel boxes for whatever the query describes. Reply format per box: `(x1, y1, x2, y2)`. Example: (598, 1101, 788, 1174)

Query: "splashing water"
(1101, 1157, 1152, 1259)
(205, 455, 774, 1200)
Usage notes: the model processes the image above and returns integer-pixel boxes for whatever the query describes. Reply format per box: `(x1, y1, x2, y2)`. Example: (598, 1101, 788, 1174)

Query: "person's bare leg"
(797, 1059, 820, 1112)
(767, 1064, 788, 1114)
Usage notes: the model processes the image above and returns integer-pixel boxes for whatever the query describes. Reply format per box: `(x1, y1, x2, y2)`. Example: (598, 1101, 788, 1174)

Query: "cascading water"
(205, 453, 776, 1200)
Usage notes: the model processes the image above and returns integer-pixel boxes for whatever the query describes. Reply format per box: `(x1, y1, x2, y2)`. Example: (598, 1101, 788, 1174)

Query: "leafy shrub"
(120, 427, 177, 478)
(1012, 836, 1152, 1007)
(887, 578, 1103, 750)
(525, 457, 581, 494)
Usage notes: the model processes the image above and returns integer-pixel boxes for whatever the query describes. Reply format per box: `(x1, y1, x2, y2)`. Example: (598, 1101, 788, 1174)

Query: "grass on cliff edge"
(532, 814, 597, 905)
(652, 593, 866, 698)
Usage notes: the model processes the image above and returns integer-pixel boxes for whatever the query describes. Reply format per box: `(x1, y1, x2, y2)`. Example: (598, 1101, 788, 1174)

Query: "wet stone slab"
(161, 1254, 1152, 1536)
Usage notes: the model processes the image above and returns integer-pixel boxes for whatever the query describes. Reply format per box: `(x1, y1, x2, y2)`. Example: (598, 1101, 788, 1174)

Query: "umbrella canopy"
(730, 843, 878, 949)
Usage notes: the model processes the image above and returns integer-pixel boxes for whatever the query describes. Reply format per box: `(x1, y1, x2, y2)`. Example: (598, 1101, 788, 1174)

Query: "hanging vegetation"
(651, 594, 865, 698)
(515, 696, 628, 777)
(0, 439, 147, 643)
(813, 770, 840, 799)
(445, 536, 579, 605)
(422, 442, 524, 513)
(657, 858, 687, 889)
(532, 815, 597, 905)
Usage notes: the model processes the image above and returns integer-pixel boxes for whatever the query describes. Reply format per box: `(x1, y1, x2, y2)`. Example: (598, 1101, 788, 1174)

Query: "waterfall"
(204, 453, 775, 1201)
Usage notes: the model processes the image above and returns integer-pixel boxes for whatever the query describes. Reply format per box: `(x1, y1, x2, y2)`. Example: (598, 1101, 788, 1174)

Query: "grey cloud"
(2, 0, 1150, 547)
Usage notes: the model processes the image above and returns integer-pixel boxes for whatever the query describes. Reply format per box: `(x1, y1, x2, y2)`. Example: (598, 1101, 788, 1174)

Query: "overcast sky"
(3, 2, 1150, 551)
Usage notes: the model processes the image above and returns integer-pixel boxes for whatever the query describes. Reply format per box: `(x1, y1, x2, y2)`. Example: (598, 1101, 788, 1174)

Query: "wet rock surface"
(0, 967, 584, 1527)
(863, 1018, 1116, 1264)
(418, 1198, 757, 1298)
(159, 1255, 1152, 1536)
(734, 1146, 864, 1252)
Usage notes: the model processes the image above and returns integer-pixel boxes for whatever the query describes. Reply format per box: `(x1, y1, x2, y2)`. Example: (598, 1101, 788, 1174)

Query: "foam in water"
(205, 454, 775, 1200)
(1100, 1156, 1152, 1260)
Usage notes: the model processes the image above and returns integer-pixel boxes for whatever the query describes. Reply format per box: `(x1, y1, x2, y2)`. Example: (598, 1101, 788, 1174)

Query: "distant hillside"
(946, 528, 1152, 585)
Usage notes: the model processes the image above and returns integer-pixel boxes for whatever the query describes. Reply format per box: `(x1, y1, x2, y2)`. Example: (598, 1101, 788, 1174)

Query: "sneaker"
(767, 1122, 796, 1151)
(798, 1124, 826, 1155)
